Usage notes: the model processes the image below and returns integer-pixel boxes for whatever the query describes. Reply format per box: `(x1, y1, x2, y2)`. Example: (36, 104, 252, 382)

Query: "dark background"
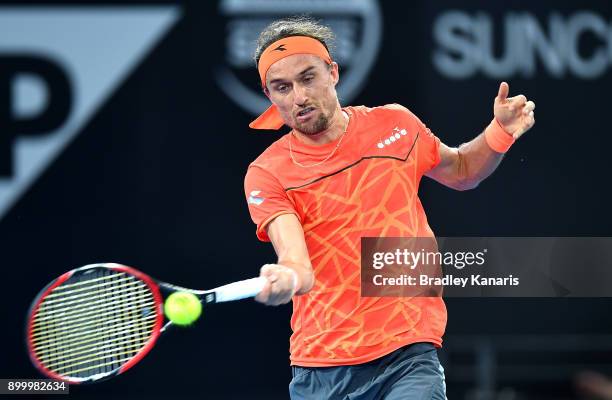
(2, 1, 611, 399)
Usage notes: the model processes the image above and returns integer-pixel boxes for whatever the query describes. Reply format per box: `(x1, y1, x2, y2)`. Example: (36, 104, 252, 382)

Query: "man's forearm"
(455, 130, 505, 190)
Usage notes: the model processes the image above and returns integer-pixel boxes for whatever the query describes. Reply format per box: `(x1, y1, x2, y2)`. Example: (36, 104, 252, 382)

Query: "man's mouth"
(297, 107, 315, 118)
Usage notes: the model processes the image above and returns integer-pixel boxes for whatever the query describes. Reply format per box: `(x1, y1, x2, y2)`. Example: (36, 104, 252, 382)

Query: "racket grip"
(214, 277, 267, 303)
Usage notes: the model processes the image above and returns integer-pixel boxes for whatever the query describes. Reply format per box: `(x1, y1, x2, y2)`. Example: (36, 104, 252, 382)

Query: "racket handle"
(213, 277, 267, 303)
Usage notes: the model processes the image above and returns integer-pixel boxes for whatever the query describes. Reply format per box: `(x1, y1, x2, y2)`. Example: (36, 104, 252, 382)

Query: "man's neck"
(292, 107, 348, 146)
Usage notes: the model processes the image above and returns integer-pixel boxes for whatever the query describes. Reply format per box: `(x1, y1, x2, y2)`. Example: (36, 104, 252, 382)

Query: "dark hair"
(253, 15, 335, 67)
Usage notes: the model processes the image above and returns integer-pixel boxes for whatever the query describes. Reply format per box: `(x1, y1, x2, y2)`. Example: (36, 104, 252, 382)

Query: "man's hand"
(494, 82, 536, 139)
(255, 263, 299, 306)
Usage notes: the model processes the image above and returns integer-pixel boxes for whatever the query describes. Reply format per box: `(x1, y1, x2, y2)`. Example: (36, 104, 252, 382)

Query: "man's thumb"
(497, 81, 509, 102)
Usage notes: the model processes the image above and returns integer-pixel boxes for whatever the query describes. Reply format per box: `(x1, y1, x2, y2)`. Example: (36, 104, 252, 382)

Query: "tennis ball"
(164, 292, 202, 326)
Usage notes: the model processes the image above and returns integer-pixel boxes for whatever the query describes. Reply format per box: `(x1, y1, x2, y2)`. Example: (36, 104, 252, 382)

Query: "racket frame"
(26, 264, 164, 384)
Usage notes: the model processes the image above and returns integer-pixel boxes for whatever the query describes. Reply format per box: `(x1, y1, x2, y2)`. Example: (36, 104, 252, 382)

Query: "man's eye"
(277, 85, 289, 93)
(304, 75, 314, 83)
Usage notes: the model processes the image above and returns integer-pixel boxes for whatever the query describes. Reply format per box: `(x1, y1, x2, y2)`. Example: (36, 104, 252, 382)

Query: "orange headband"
(250, 36, 332, 130)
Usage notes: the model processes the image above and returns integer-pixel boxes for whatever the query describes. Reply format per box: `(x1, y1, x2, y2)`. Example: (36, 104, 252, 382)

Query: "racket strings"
(32, 292, 154, 334)
(36, 278, 145, 315)
(35, 325, 156, 367)
(45, 274, 134, 306)
(30, 268, 157, 379)
(33, 313, 157, 353)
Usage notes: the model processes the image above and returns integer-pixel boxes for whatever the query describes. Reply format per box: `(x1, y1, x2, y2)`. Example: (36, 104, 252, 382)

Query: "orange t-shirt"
(244, 104, 447, 367)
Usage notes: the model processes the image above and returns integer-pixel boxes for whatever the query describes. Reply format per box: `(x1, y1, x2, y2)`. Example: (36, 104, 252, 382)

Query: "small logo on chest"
(377, 127, 408, 149)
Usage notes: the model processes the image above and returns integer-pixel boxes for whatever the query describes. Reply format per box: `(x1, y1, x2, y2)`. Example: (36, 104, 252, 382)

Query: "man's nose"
(293, 84, 308, 106)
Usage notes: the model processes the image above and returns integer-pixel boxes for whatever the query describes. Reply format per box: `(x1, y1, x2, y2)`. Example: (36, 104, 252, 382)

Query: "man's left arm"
(426, 81, 535, 191)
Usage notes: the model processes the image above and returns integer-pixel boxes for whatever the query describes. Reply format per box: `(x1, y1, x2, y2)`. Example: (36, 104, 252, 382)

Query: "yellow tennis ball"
(164, 292, 202, 326)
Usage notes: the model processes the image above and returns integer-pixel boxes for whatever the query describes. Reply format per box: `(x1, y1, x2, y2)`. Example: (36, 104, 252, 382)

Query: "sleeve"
(416, 123, 441, 175)
(390, 104, 441, 175)
(244, 165, 300, 242)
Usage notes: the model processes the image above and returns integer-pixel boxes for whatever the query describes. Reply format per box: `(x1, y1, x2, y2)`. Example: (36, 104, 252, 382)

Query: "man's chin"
(299, 127, 325, 136)
(294, 119, 329, 136)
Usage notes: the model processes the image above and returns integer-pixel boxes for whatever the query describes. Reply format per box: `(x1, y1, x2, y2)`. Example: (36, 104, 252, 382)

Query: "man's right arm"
(255, 213, 314, 306)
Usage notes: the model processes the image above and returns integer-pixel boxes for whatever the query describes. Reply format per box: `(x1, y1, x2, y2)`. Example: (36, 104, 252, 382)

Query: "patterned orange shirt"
(244, 104, 447, 367)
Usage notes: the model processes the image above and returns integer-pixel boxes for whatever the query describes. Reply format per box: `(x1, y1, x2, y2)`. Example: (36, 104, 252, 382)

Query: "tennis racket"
(26, 263, 266, 384)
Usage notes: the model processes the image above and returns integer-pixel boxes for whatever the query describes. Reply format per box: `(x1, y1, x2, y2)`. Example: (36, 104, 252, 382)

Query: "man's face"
(265, 54, 339, 135)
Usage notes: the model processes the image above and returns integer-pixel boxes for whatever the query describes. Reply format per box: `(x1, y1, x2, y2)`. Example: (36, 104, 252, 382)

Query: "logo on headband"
(215, 0, 383, 118)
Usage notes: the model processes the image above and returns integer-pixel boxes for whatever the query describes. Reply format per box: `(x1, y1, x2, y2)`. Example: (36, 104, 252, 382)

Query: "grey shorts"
(289, 343, 447, 400)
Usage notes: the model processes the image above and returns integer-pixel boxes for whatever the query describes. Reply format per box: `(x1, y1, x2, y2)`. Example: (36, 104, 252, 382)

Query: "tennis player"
(244, 17, 535, 400)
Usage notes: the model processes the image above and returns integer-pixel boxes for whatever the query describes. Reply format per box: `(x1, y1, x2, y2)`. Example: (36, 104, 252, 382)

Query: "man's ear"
(330, 62, 340, 87)
(263, 86, 271, 100)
